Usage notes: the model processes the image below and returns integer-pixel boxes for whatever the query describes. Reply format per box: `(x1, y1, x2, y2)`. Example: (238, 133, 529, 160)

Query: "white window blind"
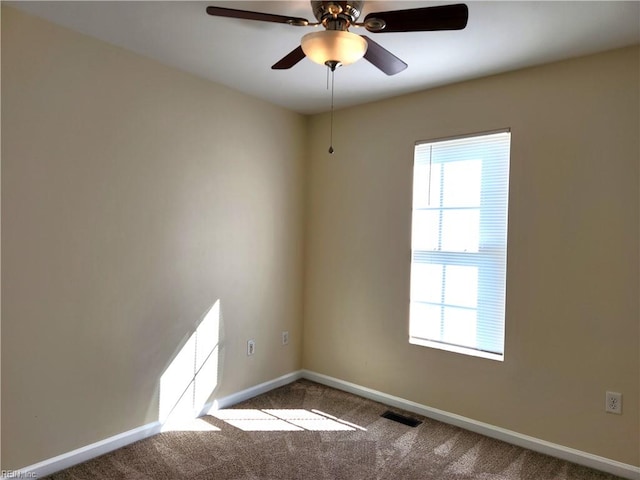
(410, 130, 511, 361)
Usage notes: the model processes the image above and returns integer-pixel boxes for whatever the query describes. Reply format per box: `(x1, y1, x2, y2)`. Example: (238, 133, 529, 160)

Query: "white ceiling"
(8, 1, 640, 114)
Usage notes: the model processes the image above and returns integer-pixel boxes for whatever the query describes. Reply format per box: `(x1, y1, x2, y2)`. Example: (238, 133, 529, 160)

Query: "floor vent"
(381, 410, 423, 427)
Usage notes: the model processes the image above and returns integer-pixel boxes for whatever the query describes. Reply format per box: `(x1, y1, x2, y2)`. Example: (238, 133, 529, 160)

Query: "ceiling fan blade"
(206, 6, 310, 26)
(364, 4, 468, 33)
(362, 36, 407, 76)
(272, 46, 306, 70)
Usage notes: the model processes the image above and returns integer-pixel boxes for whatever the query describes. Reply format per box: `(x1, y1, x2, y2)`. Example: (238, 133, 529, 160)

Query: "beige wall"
(304, 46, 639, 465)
(2, 7, 306, 469)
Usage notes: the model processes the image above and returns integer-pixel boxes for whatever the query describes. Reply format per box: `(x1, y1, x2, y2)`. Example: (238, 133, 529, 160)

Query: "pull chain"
(326, 64, 330, 90)
(328, 65, 335, 154)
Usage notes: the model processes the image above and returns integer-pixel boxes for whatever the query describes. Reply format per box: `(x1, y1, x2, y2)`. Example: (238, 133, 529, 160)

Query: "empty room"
(2, 1, 639, 479)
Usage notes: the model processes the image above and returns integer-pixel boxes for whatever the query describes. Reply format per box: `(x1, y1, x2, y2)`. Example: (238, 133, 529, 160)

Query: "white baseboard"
(301, 369, 640, 480)
(5, 421, 162, 479)
(3, 371, 304, 479)
(7, 369, 638, 480)
(203, 370, 304, 413)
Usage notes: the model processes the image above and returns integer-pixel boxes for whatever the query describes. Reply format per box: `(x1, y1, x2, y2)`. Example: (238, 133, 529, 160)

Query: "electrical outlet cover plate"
(282, 331, 289, 345)
(605, 391, 622, 414)
(247, 339, 256, 356)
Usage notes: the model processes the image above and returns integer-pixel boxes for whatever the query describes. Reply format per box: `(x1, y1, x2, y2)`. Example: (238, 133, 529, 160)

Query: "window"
(409, 130, 511, 361)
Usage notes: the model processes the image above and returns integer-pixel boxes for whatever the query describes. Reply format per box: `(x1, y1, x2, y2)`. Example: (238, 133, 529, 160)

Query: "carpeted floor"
(45, 379, 625, 479)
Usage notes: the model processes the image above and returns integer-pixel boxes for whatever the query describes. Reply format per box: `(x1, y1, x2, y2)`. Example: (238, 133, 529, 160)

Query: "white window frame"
(409, 129, 511, 361)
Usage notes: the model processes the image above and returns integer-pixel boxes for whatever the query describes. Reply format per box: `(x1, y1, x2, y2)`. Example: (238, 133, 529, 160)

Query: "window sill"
(409, 337, 504, 362)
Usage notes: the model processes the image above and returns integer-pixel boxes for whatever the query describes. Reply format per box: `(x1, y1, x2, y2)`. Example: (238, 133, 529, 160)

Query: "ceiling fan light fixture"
(301, 30, 368, 67)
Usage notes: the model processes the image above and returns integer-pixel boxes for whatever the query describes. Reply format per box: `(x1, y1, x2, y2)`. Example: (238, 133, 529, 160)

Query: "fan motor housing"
(311, 1, 364, 24)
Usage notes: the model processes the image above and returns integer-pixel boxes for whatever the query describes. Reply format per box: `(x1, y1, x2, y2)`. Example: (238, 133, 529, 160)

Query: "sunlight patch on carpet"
(162, 417, 221, 432)
(211, 408, 367, 432)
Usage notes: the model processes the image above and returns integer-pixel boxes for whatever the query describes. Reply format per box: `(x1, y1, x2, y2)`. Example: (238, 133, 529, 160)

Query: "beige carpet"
(45, 379, 624, 479)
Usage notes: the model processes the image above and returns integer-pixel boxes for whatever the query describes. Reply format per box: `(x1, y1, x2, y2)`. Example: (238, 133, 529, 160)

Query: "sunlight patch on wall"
(159, 300, 221, 431)
(210, 408, 367, 432)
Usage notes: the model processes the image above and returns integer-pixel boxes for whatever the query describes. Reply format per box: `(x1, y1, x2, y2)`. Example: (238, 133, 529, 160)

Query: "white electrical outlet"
(605, 391, 622, 414)
(282, 331, 289, 345)
(247, 339, 256, 356)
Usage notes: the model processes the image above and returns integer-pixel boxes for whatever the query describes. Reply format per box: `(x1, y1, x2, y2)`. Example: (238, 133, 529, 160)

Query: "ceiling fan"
(206, 1, 469, 75)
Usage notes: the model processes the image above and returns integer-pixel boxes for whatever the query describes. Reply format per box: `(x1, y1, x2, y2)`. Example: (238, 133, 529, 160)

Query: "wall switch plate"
(247, 339, 255, 356)
(605, 391, 622, 414)
(282, 331, 289, 345)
